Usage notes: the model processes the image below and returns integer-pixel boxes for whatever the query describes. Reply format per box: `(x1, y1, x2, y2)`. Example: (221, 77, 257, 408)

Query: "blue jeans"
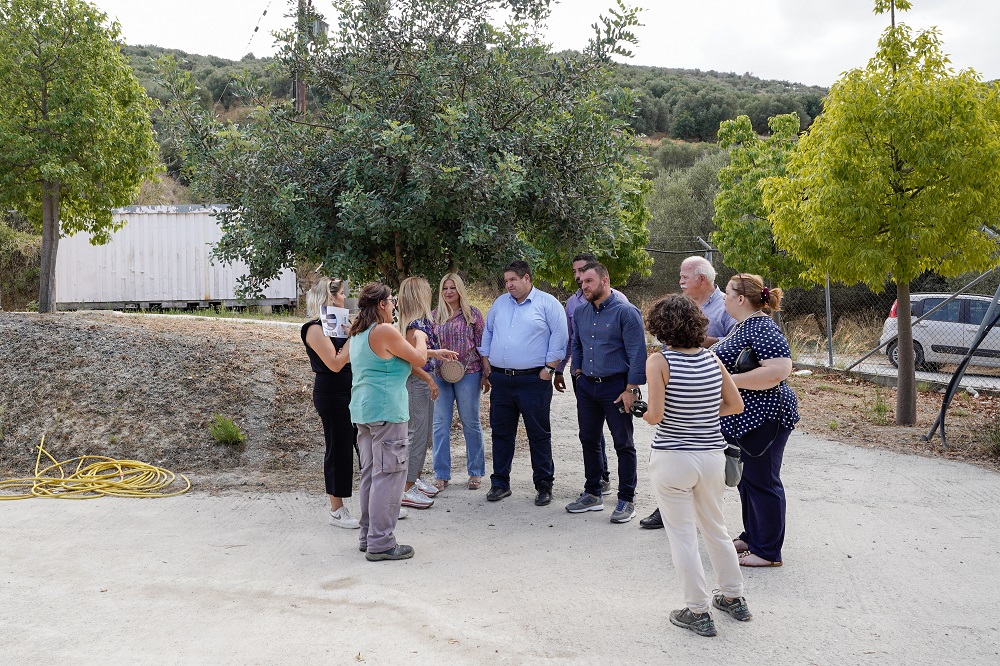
(488, 370, 554, 492)
(575, 374, 637, 502)
(432, 372, 486, 479)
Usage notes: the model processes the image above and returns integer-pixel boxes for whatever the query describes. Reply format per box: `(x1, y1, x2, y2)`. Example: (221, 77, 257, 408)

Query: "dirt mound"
(0, 311, 322, 491)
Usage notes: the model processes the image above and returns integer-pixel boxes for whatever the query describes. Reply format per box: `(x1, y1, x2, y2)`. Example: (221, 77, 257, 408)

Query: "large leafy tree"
(160, 0, 652, 290)
(712, 112, 808, 287)
(764, 0, 1000, 424)
(0, 0, 160, 312)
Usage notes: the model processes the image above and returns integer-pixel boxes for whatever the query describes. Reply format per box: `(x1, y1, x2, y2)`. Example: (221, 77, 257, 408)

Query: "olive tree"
(160, 0, 652, 290)
(0, 0, 160, 312)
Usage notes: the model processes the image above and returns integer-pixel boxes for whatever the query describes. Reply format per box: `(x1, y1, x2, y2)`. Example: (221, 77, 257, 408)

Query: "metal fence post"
(825, 274, 834, 367)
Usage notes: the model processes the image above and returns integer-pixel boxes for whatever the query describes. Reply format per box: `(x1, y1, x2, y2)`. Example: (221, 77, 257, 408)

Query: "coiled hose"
(0, 436, 190, 500)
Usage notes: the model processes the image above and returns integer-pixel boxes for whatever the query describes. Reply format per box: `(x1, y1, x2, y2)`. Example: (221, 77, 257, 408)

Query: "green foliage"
(611, 63, 826, 138)
(0, 0, 161, 311)
(765, 25, 1000, 288)
(712, 113, 810, 286)
(0, 211, 41, 310)
(649, 150, 729, 249)
(161, 0, 652, 290)
(209, 414, 246, 447)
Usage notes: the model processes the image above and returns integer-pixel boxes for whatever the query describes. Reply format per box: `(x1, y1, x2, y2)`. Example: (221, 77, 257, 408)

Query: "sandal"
(739, 551, 782, 567)
(733, 538, 749, 554)
(432, 479, 449, 492)
(468, 476, 482, 490)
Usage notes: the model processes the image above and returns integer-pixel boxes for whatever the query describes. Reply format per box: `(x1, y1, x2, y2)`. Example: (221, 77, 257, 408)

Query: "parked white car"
(880, 293, 1000, 371)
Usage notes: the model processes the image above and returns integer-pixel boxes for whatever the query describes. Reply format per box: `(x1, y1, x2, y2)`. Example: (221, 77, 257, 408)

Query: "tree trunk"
(38, 180, 61, 313)
(393, 232, 406, 286)
(895, 281, 917, 425)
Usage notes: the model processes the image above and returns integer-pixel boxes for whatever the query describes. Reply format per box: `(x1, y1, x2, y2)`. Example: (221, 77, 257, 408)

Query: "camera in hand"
(618, 388, 648, 417)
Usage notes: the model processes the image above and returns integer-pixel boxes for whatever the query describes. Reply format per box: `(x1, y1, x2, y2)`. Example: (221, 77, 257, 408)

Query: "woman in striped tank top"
(642, 294, 751, 637)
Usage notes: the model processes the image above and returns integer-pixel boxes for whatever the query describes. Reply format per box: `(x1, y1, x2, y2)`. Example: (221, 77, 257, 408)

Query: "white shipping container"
(55, 205, 297, 309)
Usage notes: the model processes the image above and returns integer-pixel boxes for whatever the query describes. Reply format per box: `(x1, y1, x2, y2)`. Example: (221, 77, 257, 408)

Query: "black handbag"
(734, 345, 759, 373)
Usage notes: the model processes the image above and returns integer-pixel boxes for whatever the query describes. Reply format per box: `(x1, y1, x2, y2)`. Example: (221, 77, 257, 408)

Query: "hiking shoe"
(669, 608, 717, 637)
(712, 595, 753, 622)
(329, 507, 361, 529)
(565, 492, 603, 513)
(601, 478, 612, 496)
(402, 486, 434, 508)
(486, 486, 512, 502)
(365, 544, 415, 562)
(610, 500, 636, 523)
(414, 477, 440, 497)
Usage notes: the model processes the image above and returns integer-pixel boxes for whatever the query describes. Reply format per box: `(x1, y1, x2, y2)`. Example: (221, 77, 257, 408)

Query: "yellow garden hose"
(0, 436, 190, 500)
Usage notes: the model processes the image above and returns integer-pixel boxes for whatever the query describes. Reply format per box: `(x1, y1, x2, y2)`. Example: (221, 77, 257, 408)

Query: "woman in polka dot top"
(711, 273, 800, 567)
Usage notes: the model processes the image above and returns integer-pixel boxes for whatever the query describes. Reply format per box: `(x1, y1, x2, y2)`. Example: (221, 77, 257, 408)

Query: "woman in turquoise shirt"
(350, 282, 454, 561)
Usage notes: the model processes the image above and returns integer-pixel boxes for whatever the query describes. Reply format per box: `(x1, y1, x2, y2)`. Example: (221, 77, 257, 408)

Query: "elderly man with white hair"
(639, 255, 736, 530)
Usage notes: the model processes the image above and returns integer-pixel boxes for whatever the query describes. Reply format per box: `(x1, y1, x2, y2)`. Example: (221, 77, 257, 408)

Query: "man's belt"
(582, 372, 627, 383)
(491, 366, 544, 376)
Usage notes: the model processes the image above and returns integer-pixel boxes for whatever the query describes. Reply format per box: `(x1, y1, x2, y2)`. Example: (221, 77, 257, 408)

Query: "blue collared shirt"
(572, 292, 647, 385)
(557, 287, 628, 372)
(479, 286, 568, 369)
(702, 286, 736, 340)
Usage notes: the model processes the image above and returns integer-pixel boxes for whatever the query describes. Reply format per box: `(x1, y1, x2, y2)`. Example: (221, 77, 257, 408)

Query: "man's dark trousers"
(489, 370, 555, 492)
(576, 374, 636, 501)
(571, 373, 610, 485)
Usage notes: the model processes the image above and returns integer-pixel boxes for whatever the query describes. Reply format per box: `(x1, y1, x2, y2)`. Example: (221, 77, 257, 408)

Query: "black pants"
(570, 374, 610, 483)
(725, 419, 791, 563)
(314, 388, 358, 497)
(488, 371, 555, 492)
(576, 375, 637, 502)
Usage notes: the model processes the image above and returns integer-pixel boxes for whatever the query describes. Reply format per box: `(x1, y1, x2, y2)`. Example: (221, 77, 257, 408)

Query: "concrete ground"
(3, 387, 1000, 664)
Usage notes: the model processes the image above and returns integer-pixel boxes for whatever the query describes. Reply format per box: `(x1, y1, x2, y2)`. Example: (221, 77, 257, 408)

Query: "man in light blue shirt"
(478, 260, 568, 507)
(640, 254, 736, 530)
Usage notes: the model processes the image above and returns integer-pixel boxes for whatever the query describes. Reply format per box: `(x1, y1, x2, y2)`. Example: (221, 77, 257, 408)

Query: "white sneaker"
(414, 477, 440, 497)
(329, 506, 360, 529)
(398, 506, 409, 519)
(401, 486, 434, 508)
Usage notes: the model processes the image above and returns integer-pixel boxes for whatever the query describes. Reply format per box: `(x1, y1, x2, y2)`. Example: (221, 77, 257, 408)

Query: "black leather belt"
(582, 372, 627, 383)
(491, 366, 544, 376)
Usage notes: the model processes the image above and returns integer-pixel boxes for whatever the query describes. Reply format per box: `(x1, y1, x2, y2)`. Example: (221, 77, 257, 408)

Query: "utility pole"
(293, 0, 310, 115)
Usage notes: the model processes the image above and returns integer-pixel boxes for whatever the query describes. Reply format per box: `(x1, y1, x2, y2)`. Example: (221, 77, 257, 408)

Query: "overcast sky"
(90, 0, 999, 87)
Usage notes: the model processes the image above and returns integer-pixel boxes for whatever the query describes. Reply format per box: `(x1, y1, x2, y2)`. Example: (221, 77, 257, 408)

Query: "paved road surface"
(4, 387, 1000, 664)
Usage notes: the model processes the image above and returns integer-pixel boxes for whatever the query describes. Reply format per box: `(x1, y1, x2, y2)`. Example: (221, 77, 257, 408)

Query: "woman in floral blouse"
(431, 273, 490, 490)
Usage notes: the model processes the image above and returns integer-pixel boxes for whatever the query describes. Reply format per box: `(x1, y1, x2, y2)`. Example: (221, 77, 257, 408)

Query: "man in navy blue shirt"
(479, 260, 568, 506)
(565, 262, 647, 523)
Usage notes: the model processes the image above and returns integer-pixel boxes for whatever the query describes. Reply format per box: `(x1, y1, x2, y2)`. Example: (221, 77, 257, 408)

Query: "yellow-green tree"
(0, 0, 159, 312)
(765, 0, 1000, 424)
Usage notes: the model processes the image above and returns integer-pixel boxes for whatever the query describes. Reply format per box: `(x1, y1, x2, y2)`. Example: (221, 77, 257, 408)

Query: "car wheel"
(887, 341, 938, 372)
(887, 341, 900, 368)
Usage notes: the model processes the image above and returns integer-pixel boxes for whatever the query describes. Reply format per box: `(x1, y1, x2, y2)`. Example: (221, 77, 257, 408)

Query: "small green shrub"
(210, 414, 246, 447)
(870, 386, 891, 426)
(827, 418, 839, 430)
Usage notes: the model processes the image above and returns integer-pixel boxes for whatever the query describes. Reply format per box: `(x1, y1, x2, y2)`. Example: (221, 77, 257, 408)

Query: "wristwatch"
(628, 387, 641, 396)
(543, 365, 557, 376)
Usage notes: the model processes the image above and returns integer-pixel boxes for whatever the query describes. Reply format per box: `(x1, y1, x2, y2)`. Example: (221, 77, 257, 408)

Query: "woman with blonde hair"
(431, 273, 489, 490)
(711, 272, 800, 568)
(396, 276, 456, 508)
(301, 277, 357, 528)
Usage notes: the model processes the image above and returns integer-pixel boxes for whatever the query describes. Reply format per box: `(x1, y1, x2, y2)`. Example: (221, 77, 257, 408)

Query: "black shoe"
(486, 486, 512, 502)
(534, 489, 552, 506)
(639, 508, 664, 529)
(365, 544, 414, 562)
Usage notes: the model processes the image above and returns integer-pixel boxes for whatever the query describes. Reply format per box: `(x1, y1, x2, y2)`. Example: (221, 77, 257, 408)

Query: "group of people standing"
(301, 255, 800, 637)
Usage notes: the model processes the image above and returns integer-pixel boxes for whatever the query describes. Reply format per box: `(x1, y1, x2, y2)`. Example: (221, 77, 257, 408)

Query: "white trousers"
(649, 448, 744, 613)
